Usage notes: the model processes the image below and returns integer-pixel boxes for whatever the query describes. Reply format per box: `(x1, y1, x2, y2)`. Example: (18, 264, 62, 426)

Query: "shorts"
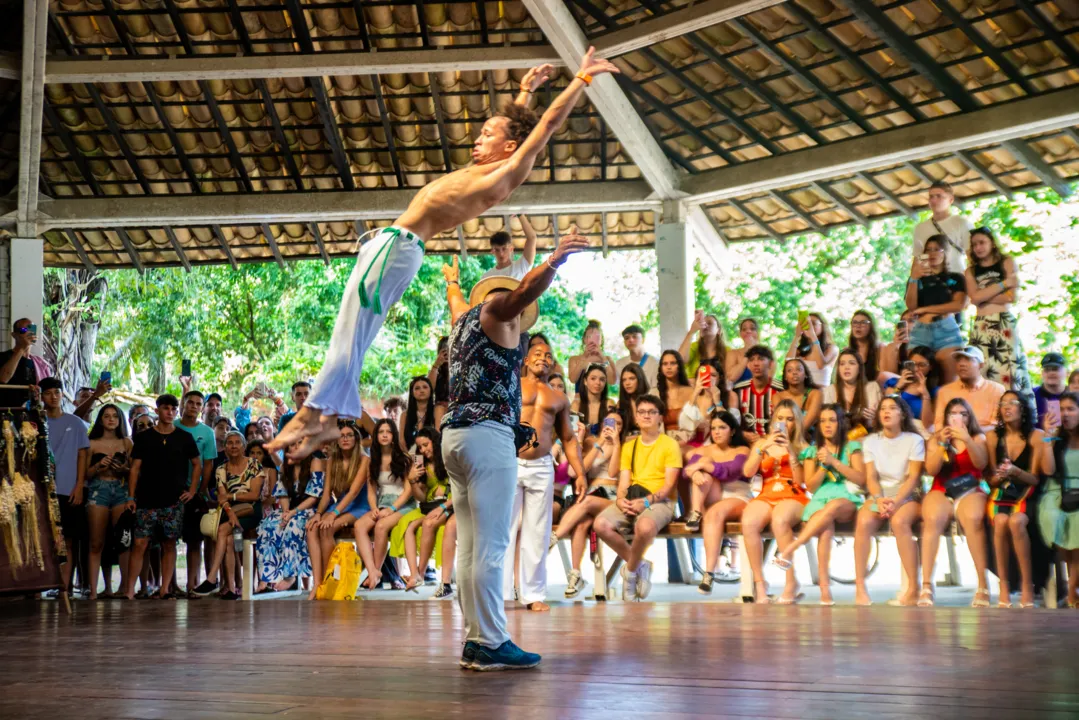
(182, 495, 210, 544)
(588, 485, 617, 501)
(598, 499, 676, 537)
(720, 480, 754, 504)
(378, 491, 417, 514)
(57, 494, 86, 540)
(909, 316, 963, 352)
(135, 503, 184, 541)
(88, 478, 128, 509)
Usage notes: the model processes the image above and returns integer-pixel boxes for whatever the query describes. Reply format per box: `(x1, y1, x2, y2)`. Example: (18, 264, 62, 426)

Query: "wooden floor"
(2, 598, 1078, 720)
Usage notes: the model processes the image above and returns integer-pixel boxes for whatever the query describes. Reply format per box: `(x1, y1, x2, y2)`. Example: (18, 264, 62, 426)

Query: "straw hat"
(468, 276, 539, 332)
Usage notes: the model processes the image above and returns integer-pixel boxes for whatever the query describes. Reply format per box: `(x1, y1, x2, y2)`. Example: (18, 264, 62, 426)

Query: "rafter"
(954, 150, 1013, 197)
(1002, 140, 1073, 198)
(456, 225, 468, 257)
(211, 225, 239, 270)
(427, 74, 455, 173)
(810, 181, 869, 225)
(257, 80, 304, 191)
(84, 84, 153, 195)
(309, 222, 330, 266)
(17, 0, 49, 236)
(164, 227, 192, 271)
(63, 230, 96, 272)
(261, 222, 287, 268)
(41, 99, 103, 195)
(113, 228, 144, 274)
(198, 79, 254, 193)
(727, 198, 780, 242)
(371, 77, 406, 187)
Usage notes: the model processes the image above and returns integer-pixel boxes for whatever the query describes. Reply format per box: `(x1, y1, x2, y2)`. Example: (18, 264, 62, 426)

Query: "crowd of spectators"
(15, 183, 1079, 608)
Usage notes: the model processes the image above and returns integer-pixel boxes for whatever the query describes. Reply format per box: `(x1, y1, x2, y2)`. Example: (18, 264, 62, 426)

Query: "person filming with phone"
(1034, 353, 1068, 432)
(0, 318, 45, 409)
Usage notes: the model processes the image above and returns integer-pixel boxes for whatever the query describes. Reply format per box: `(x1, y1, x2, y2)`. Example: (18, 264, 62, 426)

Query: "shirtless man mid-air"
(507, 340, 587, 612)
(269, 48, 620, 460)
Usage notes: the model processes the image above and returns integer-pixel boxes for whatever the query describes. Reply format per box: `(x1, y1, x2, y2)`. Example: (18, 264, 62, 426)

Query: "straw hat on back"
(468, 276, 539, 332)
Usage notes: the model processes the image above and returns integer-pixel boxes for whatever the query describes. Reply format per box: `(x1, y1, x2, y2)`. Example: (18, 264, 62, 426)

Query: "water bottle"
(233, 526, 243, 553)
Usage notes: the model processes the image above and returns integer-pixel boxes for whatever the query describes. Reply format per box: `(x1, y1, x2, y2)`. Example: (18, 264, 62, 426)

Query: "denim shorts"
(909, 316, 963, 352)
(88, 478, 128, 509)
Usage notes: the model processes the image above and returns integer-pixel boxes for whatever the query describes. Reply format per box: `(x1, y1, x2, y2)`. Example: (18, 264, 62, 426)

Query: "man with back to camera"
(268, 48, 620, 460)
(481, 214, 538, 281)
(614, 324, 659, 390)
(504, 339, 587, 612)
(440, 229, 589, 671)
(40, 377, 90, 594)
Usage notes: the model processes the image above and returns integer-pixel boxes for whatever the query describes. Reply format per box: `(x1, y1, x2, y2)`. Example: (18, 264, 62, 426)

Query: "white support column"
(17, 0, 49, 238)
(10, 238, 44, 330)
(656, 203, 691, 352)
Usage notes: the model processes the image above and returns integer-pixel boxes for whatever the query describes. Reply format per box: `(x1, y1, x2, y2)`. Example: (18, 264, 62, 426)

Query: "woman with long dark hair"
(84, 404, 133, 600)
(905, 234, 967, 383)
(1039, 391, 1079, 607)
(776, 358, 823, 433)
(567, 320, 617, 386)
(848, 310, 889, 385)
(571, 363, 614, 438)
(986, 390, 1044, 607)
(678, 362, 739, 447)
(921, 398, 990, 607)
(306, 422, 369, 599)
(353, 418, 421, 589)
(679, 309, 728, 379)
(823, 348, 881, 438)
(773, 404, 866, 605)
(786, 312, 838, 388)
(617, 363, 648, 437)
(965, 226, 1034, 405)
(429, 336, 450, 427)
(884, 345, 939, 431)
(400, 376, 436, 450)
(656, 350, 693, 435)
(391, 427, 453, 592)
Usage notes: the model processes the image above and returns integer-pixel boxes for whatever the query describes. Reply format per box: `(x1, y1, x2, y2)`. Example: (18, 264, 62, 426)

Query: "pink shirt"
(934, 377, 1005, 430)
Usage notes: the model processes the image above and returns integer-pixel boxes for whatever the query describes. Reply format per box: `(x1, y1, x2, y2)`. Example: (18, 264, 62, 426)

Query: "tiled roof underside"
(705, 127, 1079, 240)
(41, 211, 656, 268)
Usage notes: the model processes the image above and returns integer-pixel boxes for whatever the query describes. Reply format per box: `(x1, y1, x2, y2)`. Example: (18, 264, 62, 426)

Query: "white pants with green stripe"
(306, 227, 424, 419)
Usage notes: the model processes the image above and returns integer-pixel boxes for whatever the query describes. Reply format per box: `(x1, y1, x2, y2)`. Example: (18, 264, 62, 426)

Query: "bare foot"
(1020, 585, 1035, 607)
(308, 586, 319, 600)
(274, 578, 295, 592)
(854, 587, 873, 606)
(819, 586, 834, 605)
(287, 419, 342, 462)
(527, 601, 551, 612)
(266, 406, 324, 454)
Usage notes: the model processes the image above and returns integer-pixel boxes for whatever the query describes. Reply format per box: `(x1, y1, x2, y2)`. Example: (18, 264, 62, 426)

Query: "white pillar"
(656, 205, 691, 353)
(10, 238, 43, 330)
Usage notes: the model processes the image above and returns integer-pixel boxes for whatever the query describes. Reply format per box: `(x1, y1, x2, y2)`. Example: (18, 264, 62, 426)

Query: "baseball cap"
(952, 346, 985, 363)
(1041, 352, 1066, 369)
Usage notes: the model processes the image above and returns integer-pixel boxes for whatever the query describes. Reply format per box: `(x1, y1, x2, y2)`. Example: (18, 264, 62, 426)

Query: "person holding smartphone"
(921, 398, 990, 607)
(84, 403, 134, 599)
(678, 363, 740, 447)
(389, 428, 452, 593)
(679, 310, 728, 380)
(905, 234, 968, 384)
(1038, 392, 1079, 607)
(567, 320, 617, 387)
(0, 318, 41, 409)
(1034, 353, 1069, 432)
(785, 311, 837, 388)
(883, 347, 939, 432)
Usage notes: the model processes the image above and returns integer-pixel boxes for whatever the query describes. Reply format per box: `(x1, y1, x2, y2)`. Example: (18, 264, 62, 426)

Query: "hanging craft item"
(5, 420, 43, 570)
(0, 453, 22, 570)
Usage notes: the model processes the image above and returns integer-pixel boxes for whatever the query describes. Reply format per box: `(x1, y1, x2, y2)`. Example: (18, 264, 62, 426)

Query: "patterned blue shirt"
(442, 304, 524, 430)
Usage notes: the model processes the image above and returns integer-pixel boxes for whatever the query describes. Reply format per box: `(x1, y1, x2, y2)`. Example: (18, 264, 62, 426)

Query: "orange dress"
(753, 451, 809, 506)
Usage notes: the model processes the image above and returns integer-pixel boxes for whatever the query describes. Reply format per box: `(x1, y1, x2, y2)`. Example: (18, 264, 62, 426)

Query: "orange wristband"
(575, 71, 593, 86)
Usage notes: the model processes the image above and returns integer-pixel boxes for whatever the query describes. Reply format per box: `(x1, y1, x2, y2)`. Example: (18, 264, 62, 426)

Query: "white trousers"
(504, 455, 554, 605)
(442, 422, 517, 649)
(306, 227, 424, 419)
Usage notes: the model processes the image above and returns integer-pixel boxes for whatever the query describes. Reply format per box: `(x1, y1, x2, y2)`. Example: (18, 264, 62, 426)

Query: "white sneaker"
(548, 535, 559, 552)
(620, 565, 637, 602)
(636, 560, 654, 601)
(564, 570, 586, 599)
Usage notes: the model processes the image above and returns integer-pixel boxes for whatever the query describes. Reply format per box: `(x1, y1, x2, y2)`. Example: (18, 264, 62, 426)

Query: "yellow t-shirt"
(620, 434, 683, 495)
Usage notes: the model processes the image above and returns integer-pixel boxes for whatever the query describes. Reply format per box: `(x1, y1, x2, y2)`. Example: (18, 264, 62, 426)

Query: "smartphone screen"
(602, 417, 617, 430)
(796, 310, 809, 328)
(902, 361, 916, 373)
(1047, 399, 1062, 429)
(28, 323, 37, 334)
(182, 358, 191, 377)
(101, 371, 112, 383)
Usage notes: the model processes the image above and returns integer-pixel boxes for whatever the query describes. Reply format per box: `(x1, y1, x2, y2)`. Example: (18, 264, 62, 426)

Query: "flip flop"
(819, 600, 836, 607)
(772, 554, 793, 571)
(917, 587, 935, 607)
(776, 592, 804, 605)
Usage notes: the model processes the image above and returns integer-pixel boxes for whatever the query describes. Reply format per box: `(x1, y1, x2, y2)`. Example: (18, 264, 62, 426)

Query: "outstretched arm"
(442, 256, 470, 325)
(518, 215, 538, 268)
(514, 65, 556, 108)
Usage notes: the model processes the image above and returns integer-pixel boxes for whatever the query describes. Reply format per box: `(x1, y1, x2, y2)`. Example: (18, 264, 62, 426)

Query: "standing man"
(440, 231, 588, 671)
(733, 346, 783, 443)
(175, 391, 218, 596)
(0, 319, 40, 409)
(277, 381, 311, 432)
(912, 181, 972, 278)
(614, 324, 659, 389)
(123, 394, 200, 600)
(506, 340, 587, 612)
(40, 377, 90, 594)
(1034, 352, 1068, 431)
(203, 392, 223, 427)
(481, 215, 538, 281)
(270, 48, 620, 459)
(934, 346, 1005, 433)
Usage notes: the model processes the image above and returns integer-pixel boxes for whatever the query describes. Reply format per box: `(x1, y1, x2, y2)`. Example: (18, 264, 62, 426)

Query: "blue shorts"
(88, 478, 128, 509)
(910, 316, 963, 352)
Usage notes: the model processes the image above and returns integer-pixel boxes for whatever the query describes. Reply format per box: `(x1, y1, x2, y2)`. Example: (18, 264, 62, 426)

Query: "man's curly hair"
(497, 103, 539, 150)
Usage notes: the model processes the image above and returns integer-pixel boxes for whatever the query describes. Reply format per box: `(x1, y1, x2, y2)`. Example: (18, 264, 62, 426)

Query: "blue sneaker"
(459, 641, 480, 669)
(471, 640, 541, 672)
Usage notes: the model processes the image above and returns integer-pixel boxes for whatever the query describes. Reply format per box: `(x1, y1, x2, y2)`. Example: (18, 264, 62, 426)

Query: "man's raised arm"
(486, 231, 589, 324)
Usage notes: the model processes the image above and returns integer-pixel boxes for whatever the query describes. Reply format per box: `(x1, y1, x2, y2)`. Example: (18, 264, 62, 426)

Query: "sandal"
(997, 601, 1013, 609)
(971, 588, 990, 608)
(404, 576, 423, 594)
(772, 554, 793, 571)
(776, 590, 804, 605)
(917, 586, 935, 607)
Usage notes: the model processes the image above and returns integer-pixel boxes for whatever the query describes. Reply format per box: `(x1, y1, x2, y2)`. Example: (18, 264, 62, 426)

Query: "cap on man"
(934, 346, 1005, 432)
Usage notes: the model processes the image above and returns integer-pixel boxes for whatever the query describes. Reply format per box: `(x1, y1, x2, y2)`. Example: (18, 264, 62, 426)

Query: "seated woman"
(776, 358, 823, 433)
(679, 309, 727, 380)
(353, 419, 420, 590)
(920, 398, 990, 607)
(986, 390, 1044, 608)
(657, 350, 694, 439)
(84, 404, 134, 600)
(306, 422, 370, 599)
(400, 376, 436, 450)
(824, 348, 881, 438)
(785, 311, 838, 388)
(848, 310, 892, 385)
(193, 431, 266, 599)
(572, 363, 614, 440)
(549, 409, 624, 599)
(883, 345, 938, 433)
(617, 364, 649, 438)
(773, 405, 866, 605)
(906, 234, 968, 383)
(684, 411, 750, 594)
(678, 362, 740, 446)
(853, 395, 925, 606)
(726, 317, 760, 386)
(741, 399, 809, 604)
(390, 428, 452, 592)
(256, 446, 323, 593)
(246, 439, 278, 517)
(567, 321, 617, 387)
(1038, 391, 1079, 607)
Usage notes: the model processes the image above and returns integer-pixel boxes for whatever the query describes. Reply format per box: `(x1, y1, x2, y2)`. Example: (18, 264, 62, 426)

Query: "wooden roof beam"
(163, 227, 192, 271)
(1002, 140, 1073, 198)
(63, 230, 96, 272)
(594, 0, 785, 58)
(520, 0, 682, 199)
(682, 87, 1079, 204)
(36, 180, 660, 229)
(309, 222, 330, 266)
(211, 225, 239, 270)
(114, 228, 144, 274)
(260, 222, 288, 268)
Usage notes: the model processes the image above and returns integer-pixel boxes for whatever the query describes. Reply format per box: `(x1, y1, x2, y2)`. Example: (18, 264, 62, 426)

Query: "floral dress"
(256, 470, 323, 584)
